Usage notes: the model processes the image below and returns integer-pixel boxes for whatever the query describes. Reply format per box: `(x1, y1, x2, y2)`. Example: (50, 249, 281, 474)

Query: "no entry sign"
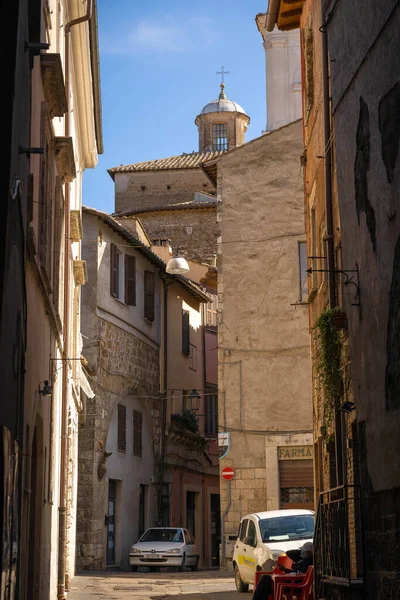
(221, 466, 235, 481)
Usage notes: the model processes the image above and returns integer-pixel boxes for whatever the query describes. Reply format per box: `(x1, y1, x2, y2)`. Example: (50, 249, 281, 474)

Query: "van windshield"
(259, 515, 314, 542)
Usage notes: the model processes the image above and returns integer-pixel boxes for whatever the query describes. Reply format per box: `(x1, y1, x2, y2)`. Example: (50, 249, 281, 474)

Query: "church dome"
(200, 84, 248, 116)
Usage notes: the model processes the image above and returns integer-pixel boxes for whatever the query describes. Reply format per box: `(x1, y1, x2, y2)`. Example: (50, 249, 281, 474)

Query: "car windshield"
(259, 515, 314, 542)
(139, 528, 183, 543)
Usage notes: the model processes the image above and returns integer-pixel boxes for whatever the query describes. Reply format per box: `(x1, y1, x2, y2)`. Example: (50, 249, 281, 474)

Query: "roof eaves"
(82, 206, 210, 303)
(83, 206, 166, 268)
(112, 201, 216, 219)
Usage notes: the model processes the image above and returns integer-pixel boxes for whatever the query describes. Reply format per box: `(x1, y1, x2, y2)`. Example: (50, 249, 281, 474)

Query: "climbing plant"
(313, 306, 346, 431)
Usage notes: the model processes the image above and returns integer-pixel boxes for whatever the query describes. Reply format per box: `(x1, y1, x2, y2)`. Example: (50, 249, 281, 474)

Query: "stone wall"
(76, 317, 161, 570)
(114, 168, 215, 214)
(123, 208, 218, 264)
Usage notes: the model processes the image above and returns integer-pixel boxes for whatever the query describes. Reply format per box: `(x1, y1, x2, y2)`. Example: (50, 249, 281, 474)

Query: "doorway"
(27, 425, 43, 600)
(210, 494, 221, 566)
(106, 479, 116, 565)
(138, 484, 146, 539)
(186, 491, 196, 538)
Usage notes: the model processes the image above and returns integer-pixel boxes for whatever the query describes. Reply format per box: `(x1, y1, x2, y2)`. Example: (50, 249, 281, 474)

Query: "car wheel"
(190, 556, 199, 572)
(234, 564, 249, 593)
(131, 566, 138, 572)
(178, 553, 186, 572)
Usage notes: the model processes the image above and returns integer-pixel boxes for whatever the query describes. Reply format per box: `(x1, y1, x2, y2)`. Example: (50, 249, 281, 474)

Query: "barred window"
(212, 124, 228, 151)
(280, 487, 314, 504)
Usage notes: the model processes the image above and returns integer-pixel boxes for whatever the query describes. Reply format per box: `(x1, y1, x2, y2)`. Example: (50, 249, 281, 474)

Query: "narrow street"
(67, 570, 238, 600)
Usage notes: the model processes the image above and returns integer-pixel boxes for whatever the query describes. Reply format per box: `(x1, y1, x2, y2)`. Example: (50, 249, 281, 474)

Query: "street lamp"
(166, 248, 190, 275)
(189, 388, 201, 411)
(39, 380, 53, 396)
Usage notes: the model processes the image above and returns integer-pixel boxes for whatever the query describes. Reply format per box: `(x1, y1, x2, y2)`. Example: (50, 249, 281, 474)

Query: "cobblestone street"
(67, 569, 239, 600)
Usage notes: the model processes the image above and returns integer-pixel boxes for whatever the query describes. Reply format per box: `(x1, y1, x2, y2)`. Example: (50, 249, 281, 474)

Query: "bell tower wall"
(196, 112, 249, 152)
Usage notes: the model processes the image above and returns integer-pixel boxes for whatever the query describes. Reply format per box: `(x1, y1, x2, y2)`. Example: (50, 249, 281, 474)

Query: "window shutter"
(144, 271, 155, 322)
(125, 255, 136, 306)
(182, 310, 190, 355)
(117, 404, 126, 451)
(133, 410, 142, 457)
(110, 243, 118, 297)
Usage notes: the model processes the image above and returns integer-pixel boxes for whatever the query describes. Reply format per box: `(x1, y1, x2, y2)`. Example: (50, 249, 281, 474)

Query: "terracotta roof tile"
(108, 150, 226, 176)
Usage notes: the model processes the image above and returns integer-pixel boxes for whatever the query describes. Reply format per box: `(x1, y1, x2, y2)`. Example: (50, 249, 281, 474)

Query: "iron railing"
(314, 485, 363, 596)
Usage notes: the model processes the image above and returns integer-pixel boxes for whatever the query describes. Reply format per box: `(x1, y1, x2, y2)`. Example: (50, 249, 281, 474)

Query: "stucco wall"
(217, 121, 313, 545)
(105, 394, 155, 569)
(326, 4, 400, 597)
(166, 283, 205, 419)
(113, 169, 214, 214)
(259, 25, 302, 132)
(327, 0, 400, 493)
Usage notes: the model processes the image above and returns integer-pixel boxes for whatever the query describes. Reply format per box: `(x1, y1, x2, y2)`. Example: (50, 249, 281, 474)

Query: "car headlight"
(270, 550, 285, 560)
(165, 548, 181, 554)
(131, 548, 142, 554)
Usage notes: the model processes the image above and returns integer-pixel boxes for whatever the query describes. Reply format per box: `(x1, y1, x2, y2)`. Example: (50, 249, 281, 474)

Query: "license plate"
(145, 553, 161, 559)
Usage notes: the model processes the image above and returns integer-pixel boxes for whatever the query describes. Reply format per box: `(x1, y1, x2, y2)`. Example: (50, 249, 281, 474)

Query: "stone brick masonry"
(76, 317, 161, 570)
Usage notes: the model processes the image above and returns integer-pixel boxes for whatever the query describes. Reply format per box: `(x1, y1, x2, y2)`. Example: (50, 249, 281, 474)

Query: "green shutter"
(125, 254, 136, 306)
(182, 310, 190, 355)
(110, 243, 118, 297)
(144, 271, 155, 321)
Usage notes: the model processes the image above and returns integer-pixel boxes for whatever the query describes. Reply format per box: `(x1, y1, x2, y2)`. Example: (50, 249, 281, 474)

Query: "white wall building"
(256, 14, 302, 132)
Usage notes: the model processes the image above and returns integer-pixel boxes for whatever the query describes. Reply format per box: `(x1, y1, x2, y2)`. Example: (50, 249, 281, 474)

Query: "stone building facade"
(115, 205, 219, 265)
(78, 208, 163, 570)
(109, 83, 250, 265)
(268, 1, 400, 599)
(203, 120, 313, 570)
(79, 207, 218, 569)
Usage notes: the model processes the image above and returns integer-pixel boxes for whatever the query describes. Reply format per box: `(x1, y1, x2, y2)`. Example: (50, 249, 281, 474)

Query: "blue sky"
(83, 0, 268, 213)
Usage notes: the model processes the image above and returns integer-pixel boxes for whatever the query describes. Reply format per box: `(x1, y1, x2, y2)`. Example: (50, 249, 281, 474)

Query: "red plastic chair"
(273, 565, 314, 600)
(254, 556, 294, 600)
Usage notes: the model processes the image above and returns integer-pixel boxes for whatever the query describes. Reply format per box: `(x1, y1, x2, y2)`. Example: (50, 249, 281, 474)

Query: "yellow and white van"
(232, 508, 314, 592)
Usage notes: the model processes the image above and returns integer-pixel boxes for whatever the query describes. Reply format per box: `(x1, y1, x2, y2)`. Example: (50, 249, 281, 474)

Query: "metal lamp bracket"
(306, 264, 360, 307)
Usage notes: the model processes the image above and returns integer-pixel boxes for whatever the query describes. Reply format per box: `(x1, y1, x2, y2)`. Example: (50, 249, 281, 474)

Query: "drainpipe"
(58, 3, 93, 599)
(320, 5, 336, 309)
(220, 480, 231, 569)
(158, 278, 169, 524)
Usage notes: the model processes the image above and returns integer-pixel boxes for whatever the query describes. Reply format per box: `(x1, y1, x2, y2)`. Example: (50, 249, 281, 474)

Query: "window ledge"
(144, 317, 154, 325)
(114, 296, 126, 306)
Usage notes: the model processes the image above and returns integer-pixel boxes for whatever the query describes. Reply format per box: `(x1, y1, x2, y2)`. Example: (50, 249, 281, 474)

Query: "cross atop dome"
(216, 66, 230, 99)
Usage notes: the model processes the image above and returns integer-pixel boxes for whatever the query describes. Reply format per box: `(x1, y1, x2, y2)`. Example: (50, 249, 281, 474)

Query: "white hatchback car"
(232, 509, 314, 592)
(129, 527, 199, 572)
